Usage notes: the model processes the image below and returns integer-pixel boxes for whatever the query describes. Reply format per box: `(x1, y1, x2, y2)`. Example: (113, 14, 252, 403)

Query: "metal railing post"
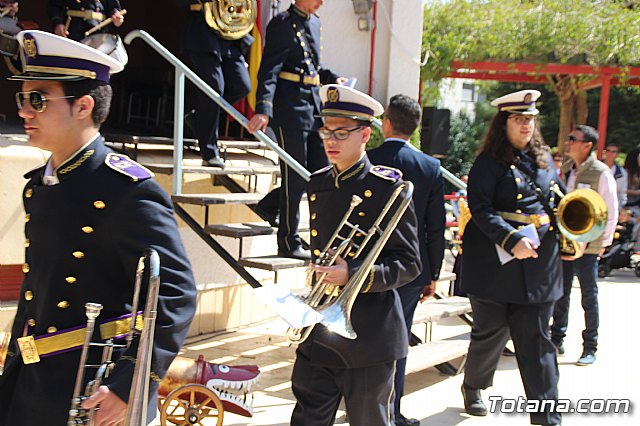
(173, 70, 185, 195)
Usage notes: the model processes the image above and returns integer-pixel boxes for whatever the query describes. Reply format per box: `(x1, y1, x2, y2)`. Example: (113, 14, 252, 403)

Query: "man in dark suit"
(290, 83, 421, 426)
(47, 0, 125, 41)
(0, 30, 197, 426)
(368, 94, 446, 426)
(248, 0, 344, 259)
(178, 0, 253, 168)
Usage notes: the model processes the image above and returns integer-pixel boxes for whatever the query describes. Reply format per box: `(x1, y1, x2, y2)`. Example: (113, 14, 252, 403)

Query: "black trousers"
(393, 281, 424, 415)
(463, 296, 561, 426)
(291, 349, 396, 426)
(187, 45, 251, 161)
(272, 125, 328, 251)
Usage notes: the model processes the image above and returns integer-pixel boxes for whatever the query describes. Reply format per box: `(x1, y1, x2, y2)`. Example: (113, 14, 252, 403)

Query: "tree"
(421, 0, 640, 150)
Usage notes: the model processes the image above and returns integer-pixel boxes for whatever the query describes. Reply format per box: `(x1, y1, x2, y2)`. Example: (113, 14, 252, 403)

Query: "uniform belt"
(66, 10, 105, 21)
(278, 71, 320, 86)
(16, 313, 143, 365)
(190, 3, 205, 11)
(497, 211, 550, 228)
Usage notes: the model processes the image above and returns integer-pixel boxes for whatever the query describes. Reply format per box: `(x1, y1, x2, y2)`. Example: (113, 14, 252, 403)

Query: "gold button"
(82, 226, 94, 234)
(72, 251, 85, 259)
(348, 252, 356, 257)
(47, 326, 57, 333)
(25, 213, 30, 222)
(515, 178, 521, 183)
(358, 212, 366, 217)
(300, 41, 305, 47)
(311, 229, 318, 237)
(510, 165, 516, 170)
(515, 209, 522, 214)
(25, 188, 33, 198)
(364, 190, 372, 198)
(517, 194, 523, 200)
(296, 31, 301, 37)
(65, 276, 77, 284)
(550, 180, 555, 185)
(28, 319, 36, 327)
(313, 249, 321, 256)
(57, 301, 69, 309)
(310, 194, 316, 202)
(25, 290, 33, 301)
(25, 239, 30, 248)
(93, 200, 106, 209)
(549, 225, 554, 231)
(311, 213, 317, 220)
(22, 263, 30, 273)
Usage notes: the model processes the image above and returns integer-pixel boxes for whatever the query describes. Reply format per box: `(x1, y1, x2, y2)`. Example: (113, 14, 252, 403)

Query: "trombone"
(286, 181, 414, 343)
(68, 248, 160, 426)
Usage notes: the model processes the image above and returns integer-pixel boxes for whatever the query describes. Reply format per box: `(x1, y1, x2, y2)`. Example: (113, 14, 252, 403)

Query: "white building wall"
(271, 1, 424, 106)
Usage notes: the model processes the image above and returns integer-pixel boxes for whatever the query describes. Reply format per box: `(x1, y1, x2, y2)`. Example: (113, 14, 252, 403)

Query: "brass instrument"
(204, 0, 257, 40)
(552, 186, 608, 257)
(68, 249, 161, 426)
(286, 181, 414, 343)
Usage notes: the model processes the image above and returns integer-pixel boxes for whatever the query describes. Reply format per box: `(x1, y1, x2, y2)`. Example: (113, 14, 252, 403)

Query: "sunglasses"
(566, 135, 589, 143)
(318, 126, 364, 140)
(16, 91, 76, 112)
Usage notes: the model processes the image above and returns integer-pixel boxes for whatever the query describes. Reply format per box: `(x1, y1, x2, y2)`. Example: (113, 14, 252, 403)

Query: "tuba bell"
(203, 0, 257, 40)
(553, 186, 608, 257)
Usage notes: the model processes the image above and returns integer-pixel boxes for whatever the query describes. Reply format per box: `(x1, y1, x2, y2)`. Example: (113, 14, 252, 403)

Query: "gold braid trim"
(361, 268, 375, 293)
(500, 229, 518, 249)
(58, 149, 95, 175)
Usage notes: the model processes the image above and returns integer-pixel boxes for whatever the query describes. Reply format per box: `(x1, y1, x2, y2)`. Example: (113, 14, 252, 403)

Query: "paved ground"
(153, 266, 640, 426)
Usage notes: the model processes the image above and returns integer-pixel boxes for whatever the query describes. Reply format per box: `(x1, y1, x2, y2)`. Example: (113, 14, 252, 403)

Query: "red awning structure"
(447, 60, 640, 158)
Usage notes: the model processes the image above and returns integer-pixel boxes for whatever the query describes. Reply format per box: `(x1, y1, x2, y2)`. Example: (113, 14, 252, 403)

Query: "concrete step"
(145, 163, 279, 176)
(405, 339, 468, 375)
(238, 255, 309, 271)
(171, 192, 264, 206)
(205, 221, 310, 238)
(412, 295, 471, 325)
(105, 134, 266, 151)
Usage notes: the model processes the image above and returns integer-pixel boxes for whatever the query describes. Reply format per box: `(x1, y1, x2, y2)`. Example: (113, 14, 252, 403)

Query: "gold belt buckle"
(17, 335, 40, 364)
(529, 214, 541, 228)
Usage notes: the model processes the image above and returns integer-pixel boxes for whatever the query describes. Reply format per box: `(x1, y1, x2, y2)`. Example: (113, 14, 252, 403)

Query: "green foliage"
(421, 0, 640, 103)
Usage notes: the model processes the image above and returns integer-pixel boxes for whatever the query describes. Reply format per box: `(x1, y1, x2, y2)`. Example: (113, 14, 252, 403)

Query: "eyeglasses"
(508, 115, 535, 125)
(318, 126, 363, 140)
(16, 91, 76, 112)
(566, 135, 589, 143)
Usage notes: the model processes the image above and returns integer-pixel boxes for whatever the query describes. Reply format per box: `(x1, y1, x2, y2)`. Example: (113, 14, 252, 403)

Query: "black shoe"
(202, 157, 225, 168)
(254, 203, 279, 227)
(278, 247, 311, 260)
(576, 351, 596, 366)
(395, 413, 420, 426)
(555, 342, 565, 356)
(461, 384, 488, 416)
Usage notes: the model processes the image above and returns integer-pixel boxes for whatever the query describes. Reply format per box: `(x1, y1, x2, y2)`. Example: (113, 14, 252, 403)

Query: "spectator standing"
(603, 143, 628, 210)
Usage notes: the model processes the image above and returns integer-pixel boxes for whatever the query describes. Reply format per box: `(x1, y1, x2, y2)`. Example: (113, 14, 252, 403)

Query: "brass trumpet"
(68, 248, 160, 426)
(286, 181, 414, 343)
(552, 186, 608, 257)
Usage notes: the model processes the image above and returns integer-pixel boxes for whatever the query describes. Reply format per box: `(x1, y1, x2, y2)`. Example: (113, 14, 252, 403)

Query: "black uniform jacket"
(300, 155, 421, 368)
(368, 139, 446, 285)
(47, 0, 122, 41)
(176, 0, 253, 56)
(255, 5, 339, 130)
(461, 150, 563, 304)
(0, 137, 197, 425)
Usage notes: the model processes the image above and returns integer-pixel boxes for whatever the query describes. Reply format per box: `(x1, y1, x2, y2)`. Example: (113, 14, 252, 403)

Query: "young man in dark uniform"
(248, 0, 345, 259)
(290, 84, 421, 426)
(177, 0, 253, 168)
(47, 0, 125, 41)
(0, 31, 197, 426)
(368, 94, 446, 426)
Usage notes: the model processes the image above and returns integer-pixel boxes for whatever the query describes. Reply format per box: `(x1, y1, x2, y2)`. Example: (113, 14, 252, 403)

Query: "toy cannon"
(158, 355, 261, 425)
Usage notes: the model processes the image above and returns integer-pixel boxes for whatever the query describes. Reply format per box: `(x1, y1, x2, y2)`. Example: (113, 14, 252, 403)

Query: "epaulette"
(24, 164, 45, 179)
(275, 10, 289, 21)
(370, 165, 403, 181)
(311, 165, 332, 176)
(105, 153, 154, 182)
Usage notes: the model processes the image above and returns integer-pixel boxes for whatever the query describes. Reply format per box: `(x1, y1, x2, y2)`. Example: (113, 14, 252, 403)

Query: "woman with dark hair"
(460, 90, 563, 426)
(624, 145, 640, 215)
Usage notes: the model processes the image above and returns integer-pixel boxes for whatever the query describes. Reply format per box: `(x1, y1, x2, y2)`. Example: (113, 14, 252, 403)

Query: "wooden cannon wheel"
(159, 384, 224, 426)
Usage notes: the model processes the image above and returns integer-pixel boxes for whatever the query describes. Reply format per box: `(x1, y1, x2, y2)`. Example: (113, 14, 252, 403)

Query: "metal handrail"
(123, 30, 310, 194)
(371, 118, 467, 191)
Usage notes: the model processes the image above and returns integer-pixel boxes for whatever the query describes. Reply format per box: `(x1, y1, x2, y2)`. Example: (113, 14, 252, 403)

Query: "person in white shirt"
(550, 125, 618, 366)
(603, 143, 628, 210)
